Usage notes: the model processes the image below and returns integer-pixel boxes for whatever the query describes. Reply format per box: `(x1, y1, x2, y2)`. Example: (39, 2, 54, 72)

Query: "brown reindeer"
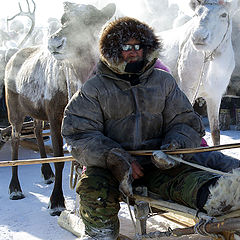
(4, 2, 116, 216)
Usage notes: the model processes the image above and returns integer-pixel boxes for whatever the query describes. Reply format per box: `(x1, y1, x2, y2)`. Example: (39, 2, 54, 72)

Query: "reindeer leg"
(9, 123, 25, 200)
(34, 119, 54, 184)
(48, 117, 65, 216)
(49, 161, 65, 216)
(206, 97, 221, 146)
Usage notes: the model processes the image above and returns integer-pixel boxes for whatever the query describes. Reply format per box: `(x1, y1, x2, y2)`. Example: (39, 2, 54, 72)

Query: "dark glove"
(160, 139, 181, 151)
(107, 148, 134, 197)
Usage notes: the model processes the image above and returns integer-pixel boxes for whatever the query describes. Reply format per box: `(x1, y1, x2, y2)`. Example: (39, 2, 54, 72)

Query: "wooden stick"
(0, 156, 73, 167)
(129, 142, 240, 155)
(0, 142, 240, 167)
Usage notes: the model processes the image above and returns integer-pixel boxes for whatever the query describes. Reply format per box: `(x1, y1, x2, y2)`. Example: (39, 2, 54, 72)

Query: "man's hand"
(131, 161, 144, 179)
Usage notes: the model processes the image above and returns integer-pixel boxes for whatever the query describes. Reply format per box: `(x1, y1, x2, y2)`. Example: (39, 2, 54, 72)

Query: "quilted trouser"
(76, 167, 120, 239)
(138, 164, 219, 210)
(76, 164, 221, 239)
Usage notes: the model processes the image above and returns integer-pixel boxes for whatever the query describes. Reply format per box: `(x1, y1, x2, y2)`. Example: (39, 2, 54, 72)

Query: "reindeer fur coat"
(61, 17, 205, 169)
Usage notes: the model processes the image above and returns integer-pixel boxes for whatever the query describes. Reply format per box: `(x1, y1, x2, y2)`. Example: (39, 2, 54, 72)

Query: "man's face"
(121, 38, 143, 63)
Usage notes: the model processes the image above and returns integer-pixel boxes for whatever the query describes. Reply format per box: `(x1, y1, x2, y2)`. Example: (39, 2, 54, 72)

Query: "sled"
(1, 141, 240, 238)
(58, 185, 240, 240)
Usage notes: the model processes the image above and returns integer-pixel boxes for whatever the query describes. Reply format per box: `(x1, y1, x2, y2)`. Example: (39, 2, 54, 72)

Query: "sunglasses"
(122, 44, 142, 51)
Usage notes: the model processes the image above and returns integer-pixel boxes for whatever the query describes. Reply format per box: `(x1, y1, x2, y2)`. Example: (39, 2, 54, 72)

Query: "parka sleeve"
(161, 74, 205, 149)
(61, 81, 133, 168)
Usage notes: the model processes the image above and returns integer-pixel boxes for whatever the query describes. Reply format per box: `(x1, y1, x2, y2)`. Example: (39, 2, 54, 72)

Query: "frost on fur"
(204, 168, 240, 216)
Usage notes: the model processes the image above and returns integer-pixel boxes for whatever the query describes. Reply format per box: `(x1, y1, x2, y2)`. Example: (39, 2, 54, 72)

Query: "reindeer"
(4, 2, 116, 216)
(158, 0, 240, 145)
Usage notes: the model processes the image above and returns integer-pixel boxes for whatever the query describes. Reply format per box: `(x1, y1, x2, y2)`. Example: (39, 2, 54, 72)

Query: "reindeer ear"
(224, 0, 240, 15)
(189, 0, 202, 10)
(101, 3, 116, 20)
(63, 2, 77, 12)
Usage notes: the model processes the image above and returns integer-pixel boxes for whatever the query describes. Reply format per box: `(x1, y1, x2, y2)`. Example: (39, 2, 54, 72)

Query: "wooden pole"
(0, 142, 240, 167)
(129, 142, 240, 155)
(0, 156, 74, 167)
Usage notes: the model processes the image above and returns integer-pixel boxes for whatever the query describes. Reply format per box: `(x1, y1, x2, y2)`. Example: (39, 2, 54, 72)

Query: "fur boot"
(59, 210, 119, 240)
(203, 168, 240, 216)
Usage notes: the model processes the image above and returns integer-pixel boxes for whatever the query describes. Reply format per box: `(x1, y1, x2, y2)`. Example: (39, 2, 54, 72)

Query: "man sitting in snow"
(62, 17, 240, 240)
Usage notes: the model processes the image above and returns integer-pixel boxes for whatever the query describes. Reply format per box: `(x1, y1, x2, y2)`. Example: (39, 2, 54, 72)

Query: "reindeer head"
(47, 2, 116, 61)
(189, 0, 239, 51)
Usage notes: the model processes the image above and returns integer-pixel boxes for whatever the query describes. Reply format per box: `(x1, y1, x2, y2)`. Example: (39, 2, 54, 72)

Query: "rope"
(191, 52, 209, 105)
(168, 154, 232, 177)
(194, 219, 226, 239)
(128, 142, 240, 155)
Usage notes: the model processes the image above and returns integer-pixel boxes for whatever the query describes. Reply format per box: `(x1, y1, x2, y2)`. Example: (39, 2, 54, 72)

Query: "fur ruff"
(99, 17, 162, 74)
(204, 168, 240, 216)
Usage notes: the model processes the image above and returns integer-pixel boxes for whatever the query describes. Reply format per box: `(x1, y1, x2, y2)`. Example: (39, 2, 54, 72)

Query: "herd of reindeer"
(0, 0, 240, 216)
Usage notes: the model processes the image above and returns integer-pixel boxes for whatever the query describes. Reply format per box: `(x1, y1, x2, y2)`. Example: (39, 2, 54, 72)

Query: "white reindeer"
(158, 0, 240, 145)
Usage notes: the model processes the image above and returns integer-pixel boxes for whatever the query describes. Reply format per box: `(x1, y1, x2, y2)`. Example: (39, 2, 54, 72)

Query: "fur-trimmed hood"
(99, 17, 162, 74)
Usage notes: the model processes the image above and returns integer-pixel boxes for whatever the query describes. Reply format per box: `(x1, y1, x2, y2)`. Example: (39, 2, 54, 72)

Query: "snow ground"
(0, 127, 239, 240)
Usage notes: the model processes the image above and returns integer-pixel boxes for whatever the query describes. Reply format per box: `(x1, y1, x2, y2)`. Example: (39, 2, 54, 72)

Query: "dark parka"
(61, 17, 205, 174)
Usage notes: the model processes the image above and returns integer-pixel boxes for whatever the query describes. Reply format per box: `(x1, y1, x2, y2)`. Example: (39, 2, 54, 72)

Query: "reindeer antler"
(7, 0, 36, 49)
(7, 0, 36, 22)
